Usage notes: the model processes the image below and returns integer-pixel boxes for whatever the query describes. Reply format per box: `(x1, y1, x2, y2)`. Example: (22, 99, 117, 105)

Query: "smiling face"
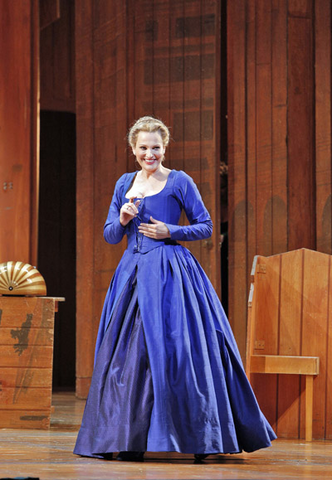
(132, 130, 166, 174)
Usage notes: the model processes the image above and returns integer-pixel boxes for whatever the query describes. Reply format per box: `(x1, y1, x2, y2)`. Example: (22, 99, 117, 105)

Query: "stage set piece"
(0, 261, 64, 429)
(246, 248, 332, 442)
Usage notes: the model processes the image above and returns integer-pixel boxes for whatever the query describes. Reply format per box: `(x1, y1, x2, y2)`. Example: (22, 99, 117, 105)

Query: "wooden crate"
(0, 296, 63, 429)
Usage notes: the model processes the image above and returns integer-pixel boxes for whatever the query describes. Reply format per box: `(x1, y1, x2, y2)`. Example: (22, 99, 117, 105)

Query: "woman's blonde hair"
(128, 116, 170, 148)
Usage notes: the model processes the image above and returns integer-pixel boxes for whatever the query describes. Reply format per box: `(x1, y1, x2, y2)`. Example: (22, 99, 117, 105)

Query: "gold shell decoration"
(0, 261, 47, 296)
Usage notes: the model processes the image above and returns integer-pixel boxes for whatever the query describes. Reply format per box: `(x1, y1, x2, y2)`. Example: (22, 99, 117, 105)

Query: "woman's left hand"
(138, 216, 171, 239)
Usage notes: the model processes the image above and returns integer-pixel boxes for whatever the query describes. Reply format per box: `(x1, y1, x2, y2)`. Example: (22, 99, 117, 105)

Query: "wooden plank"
(250, 254, 280, 429)
(315, 0, 332, 254)
(279, 249, 303, 355)
(52, 0, 75, 104)
(0, 0, 34, 264)
(169, 0, 185, 172)
(30, 0, 40, 266)
(152, 0, 171, 125)
(256, 0, 273, 257)
(126, 0, 136, 150)
(288, 0, 312, 18)
(0, 409, 51, 429)
(250, 355, 319, 375)
(246, 0, 257, 280)
(0, 297, 55, 328)
(75, 0, 95, 398)
(0, 367, 52, 388)
(0, 387, 52, 409)
(287, 15, 315, 251)
(305, 374, 314, 441)
(227, 0, 247, 358)
(300, 249, 329, 439)
(252, 255, 280, 356)
(271, 0, 288, 254)
(0, 327, 53, 346)
(277, 248, 304, 438)
(246, 256, 259, 374)
(200, 0, 221, 290)
(182, 0, 203, 265)
(0, 346, 53, 368)
(92, 1, 128, 335)
(326, 256, 332, 439)
(134, 0, 153, 118)
(40, 0, 75, 112)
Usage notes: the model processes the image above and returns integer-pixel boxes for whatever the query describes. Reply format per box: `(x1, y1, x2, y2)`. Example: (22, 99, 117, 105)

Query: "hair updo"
(128, 116, 170, 148)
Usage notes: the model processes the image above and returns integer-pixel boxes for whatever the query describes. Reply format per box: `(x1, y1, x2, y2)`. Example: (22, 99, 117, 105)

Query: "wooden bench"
(246, 249, 326, 441)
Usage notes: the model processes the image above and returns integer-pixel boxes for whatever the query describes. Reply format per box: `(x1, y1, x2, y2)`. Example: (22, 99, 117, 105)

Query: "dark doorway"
(38, 110, 76, 390)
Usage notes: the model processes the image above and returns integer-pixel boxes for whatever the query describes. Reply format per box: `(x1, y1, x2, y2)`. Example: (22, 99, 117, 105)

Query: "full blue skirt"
(74, 244, 276, 457)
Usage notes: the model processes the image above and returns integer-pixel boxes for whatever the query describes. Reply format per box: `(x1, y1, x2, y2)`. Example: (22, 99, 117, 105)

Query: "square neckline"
(124, 170, 174, 200)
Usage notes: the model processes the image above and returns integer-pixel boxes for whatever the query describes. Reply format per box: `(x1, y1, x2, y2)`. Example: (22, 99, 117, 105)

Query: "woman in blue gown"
(74, 116, 276, 462)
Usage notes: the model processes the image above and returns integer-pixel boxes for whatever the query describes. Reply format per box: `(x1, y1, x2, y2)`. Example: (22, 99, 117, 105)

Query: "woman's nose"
(145, 149, 153, 158)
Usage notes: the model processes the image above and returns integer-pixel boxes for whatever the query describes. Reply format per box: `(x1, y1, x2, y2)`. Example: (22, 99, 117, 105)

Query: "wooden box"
(0, 296, 62, 429)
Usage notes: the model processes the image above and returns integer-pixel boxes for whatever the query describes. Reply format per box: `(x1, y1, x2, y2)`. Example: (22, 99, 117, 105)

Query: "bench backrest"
(246, 248, 332, 439)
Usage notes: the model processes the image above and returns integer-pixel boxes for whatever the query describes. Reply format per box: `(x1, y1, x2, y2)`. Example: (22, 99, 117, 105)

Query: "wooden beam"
(250, 355, 319, 375)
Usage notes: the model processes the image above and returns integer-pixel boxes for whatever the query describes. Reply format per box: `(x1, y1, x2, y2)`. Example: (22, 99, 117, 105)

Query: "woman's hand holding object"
(119, 198, 140, 226)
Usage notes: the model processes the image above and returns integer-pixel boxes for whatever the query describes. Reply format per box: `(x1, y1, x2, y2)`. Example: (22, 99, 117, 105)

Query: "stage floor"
(0, 392, 331, 480)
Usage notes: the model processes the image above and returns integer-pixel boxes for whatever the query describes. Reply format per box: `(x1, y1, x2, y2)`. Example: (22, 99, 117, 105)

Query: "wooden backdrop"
(227, 0, 332, 360)
(0, 0, 39, 265)
(75, 0, 221, 398)
(39, 0, 77, 390)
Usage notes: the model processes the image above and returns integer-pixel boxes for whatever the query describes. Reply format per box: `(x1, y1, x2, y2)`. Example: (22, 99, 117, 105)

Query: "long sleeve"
(165, 172, 213, 242)
(103, 174, 128, 244)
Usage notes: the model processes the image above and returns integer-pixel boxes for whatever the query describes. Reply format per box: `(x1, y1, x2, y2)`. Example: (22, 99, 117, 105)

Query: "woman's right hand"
(119, 198, 141, 226)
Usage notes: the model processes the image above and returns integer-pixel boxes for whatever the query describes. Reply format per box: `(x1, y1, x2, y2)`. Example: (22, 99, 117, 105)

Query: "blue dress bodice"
(103, 170, 213, 254)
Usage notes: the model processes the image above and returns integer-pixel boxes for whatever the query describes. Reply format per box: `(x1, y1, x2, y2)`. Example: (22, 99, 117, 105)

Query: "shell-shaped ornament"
(0, 261, 47, 296)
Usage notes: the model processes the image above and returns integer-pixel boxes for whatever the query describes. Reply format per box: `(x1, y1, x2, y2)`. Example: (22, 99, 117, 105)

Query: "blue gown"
(74, 170, 276, 457)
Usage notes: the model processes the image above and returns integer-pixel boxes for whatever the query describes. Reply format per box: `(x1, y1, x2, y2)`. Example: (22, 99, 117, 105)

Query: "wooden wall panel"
(256, 0, 273, 257)
(75, 0, 95, 398)
(246, 0, 257, 276)
(182, 0, 202, 264)
(227, 0, 247, 357)
(228, 0, 332, 366)
(40, 0, 75, 112)
(200, 0, 221, 284)
(75, 0, 221, 398)
(229, 0, 332, 437)
(271, 0, 288, 255)
(0, 0, 39, 265)
(287, 6, 315, 251)
(315, 0, 332, 254)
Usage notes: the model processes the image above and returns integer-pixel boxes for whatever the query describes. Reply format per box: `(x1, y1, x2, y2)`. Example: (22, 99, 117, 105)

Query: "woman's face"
(132, 131, 165, 174)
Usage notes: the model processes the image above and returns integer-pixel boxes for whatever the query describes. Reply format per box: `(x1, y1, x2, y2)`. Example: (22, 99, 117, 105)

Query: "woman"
(74, 116, 276, 462)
